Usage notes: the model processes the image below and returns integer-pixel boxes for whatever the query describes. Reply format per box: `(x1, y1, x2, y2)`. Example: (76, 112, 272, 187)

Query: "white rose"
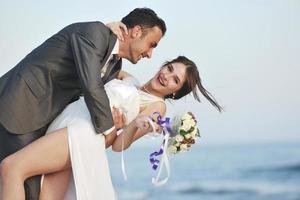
(184, 133, 192, 139)
(175, 135, 184, 142)
(183, 119, 196, 128)
(180, 123, 191, 132)
(179, 144, 188, 151)
(167, 146, 178, 154)
(191, 128, 198, 137)
(182, 113, 192, 121)
(191, 119, 196, 126)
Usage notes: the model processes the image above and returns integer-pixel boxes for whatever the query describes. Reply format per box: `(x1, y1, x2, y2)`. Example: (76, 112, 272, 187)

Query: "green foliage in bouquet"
(168, 112, 200, 154)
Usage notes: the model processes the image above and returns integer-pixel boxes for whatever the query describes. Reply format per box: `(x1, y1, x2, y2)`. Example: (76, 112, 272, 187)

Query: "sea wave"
(169, 181, 300, 195)
(116, 190, 148, 200)
(174, 186, 256, 195)
(269, 163, 300, 172)
(248, 163, 300, 173)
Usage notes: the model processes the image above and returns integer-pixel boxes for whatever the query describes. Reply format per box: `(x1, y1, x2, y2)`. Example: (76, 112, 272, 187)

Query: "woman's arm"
(111, 101, 166, 152)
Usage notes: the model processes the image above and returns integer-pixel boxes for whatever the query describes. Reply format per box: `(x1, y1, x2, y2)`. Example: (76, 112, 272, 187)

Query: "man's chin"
(129, 58, 139, 64)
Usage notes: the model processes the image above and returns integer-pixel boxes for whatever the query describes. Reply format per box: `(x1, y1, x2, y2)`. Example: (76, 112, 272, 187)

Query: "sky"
(0, 0, 299, 145)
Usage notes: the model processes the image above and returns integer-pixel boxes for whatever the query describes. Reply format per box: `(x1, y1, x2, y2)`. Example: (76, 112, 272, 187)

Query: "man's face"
(127, 26, 163, 64)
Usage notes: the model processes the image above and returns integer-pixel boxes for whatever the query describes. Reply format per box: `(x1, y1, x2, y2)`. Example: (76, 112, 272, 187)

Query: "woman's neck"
(141, 84, 164, 99)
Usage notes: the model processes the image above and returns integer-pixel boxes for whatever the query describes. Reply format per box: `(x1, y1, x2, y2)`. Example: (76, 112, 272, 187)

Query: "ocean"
(107, 141, 300, 200)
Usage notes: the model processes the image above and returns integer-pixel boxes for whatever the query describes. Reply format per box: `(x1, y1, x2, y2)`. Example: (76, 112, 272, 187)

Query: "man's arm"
(70, 23, 116, 133)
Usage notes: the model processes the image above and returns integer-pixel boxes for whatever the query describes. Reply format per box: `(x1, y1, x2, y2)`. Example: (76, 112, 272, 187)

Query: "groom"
(0, 8, 166, 199)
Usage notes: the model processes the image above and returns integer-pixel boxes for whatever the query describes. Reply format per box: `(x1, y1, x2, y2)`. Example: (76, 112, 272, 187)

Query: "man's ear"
(131, 25, 143, 38)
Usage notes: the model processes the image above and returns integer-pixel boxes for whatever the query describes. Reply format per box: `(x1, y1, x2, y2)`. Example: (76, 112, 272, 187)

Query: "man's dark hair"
(121, 8, 166, 36)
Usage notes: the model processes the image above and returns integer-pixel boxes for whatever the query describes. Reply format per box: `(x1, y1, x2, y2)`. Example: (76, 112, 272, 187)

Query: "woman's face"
(149, 62, 187, 98)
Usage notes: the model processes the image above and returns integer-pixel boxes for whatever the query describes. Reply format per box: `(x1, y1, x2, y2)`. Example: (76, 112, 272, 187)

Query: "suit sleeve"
(70, 28, 114, 134)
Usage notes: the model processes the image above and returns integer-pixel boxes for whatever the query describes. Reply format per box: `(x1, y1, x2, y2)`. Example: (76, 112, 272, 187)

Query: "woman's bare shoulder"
(117, 70, 133, 80)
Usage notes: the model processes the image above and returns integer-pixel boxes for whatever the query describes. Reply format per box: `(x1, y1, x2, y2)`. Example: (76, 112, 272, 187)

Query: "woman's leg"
(0, 123, 48, 199)
(39, 169, 72, 200)
(0, 128, 71, 200)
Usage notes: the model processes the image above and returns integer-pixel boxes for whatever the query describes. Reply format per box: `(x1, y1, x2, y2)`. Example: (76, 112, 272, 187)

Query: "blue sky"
(1, 0, 299, 144)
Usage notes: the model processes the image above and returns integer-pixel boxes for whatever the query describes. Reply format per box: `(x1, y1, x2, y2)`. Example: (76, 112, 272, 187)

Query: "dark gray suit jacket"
(0, 21, 121, 134)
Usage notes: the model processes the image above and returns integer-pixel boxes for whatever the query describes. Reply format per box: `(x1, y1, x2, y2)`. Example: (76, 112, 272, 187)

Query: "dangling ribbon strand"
(120, 112, 173, 186)
(148, 112, 172, 186)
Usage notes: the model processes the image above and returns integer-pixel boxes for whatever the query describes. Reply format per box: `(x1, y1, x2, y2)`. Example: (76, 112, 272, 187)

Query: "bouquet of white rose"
(167, 112, 200, 154)
(120, 112, 200, 186)
(149, 111, 200, 186)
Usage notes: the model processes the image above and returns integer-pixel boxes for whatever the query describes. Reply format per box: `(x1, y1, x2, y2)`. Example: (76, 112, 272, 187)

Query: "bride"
(0, 32, 222, 200)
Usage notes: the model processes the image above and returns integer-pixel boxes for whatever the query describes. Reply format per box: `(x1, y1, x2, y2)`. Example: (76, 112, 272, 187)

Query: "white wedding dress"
(43, 77, 164, 200)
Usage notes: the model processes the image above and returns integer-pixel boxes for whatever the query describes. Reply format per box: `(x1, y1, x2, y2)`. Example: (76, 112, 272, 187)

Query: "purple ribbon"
(149, 145, 164, 170)
(149, 112, 172, 170)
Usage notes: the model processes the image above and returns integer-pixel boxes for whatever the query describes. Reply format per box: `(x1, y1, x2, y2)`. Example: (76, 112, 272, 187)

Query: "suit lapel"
(101, 34, 117, 66)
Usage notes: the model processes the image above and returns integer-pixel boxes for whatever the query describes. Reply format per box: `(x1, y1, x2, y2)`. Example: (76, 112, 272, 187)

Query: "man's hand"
(112, 107, 126, 130)
(105, 130, 117, 148)
(105, 107, 125, 149)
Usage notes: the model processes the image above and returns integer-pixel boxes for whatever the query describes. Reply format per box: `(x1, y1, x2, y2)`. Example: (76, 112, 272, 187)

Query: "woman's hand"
(106, 21, 128, 42)
(112, 107, 126, 130)
(134, 115, 161, 133)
